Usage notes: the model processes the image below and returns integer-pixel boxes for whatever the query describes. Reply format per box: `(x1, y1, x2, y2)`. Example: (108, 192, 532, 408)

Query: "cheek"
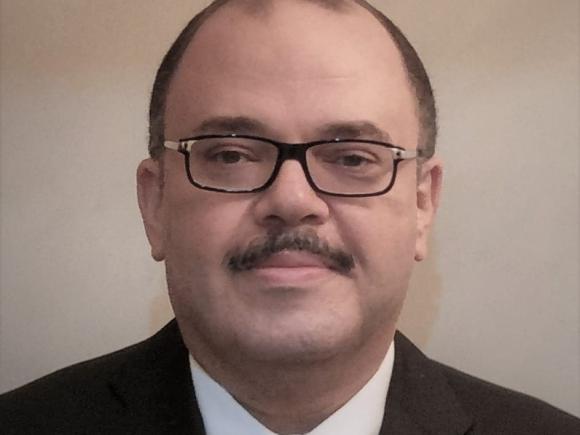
(334, 190, 418, 286)
(164, 189, 253, 269)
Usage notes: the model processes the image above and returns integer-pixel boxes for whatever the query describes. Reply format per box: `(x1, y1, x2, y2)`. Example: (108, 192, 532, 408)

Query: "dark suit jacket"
(1, 320, 578, 434)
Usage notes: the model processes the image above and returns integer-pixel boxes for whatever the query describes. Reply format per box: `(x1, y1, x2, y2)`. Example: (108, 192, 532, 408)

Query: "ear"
(415, 157, 443, 262)
(137, 158, 166, 261)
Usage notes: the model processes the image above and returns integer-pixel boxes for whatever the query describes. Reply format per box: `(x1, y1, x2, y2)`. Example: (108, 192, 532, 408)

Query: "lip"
(254, 251, 330, 269)
(247, 251, 335, 283)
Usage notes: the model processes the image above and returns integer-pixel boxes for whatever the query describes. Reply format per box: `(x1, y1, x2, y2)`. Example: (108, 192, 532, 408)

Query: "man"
(1, 0, 578, 433)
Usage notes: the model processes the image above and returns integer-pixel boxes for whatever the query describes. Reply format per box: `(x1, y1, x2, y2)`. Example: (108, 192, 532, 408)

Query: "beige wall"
(1, 0, 578, 416)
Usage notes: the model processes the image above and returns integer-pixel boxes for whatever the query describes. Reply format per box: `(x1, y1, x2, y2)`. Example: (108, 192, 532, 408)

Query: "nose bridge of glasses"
(277, 142, 307, 160)
(274, 142, 312, 181)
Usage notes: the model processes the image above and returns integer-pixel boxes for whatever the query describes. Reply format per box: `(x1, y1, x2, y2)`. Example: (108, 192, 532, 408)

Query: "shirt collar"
(189, 342, 394, 435)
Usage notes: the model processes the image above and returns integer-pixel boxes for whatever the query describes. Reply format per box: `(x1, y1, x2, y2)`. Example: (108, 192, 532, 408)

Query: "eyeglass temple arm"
(164, 141, 183, 151)
(396, 148, 426, 160)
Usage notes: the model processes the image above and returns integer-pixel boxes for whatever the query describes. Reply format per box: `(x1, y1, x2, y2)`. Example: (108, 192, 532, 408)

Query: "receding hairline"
(221, 0, 355, 15)
(183, 0, 371, 47)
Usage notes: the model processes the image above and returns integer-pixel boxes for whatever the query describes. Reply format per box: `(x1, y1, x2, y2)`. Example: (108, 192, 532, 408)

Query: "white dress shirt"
(189, 343, 394, 435)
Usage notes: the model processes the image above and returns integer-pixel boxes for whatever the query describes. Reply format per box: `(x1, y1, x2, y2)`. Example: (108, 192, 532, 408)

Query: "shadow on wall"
(398, 237, 443, 348)
(147, 237, 444, 344)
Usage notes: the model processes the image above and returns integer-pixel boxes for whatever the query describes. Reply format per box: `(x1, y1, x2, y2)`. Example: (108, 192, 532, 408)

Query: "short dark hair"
(148, 0, 437, 159)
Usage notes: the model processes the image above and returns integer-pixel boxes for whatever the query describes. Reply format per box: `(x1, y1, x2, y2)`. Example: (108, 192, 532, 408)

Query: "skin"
(137, 1, 442, 433)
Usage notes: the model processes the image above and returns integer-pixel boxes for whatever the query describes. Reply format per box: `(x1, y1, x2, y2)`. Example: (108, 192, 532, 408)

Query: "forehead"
(165, 0, 417, 145)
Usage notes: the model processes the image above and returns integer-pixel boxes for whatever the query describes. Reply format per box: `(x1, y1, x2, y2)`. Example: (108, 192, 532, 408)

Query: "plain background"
(1, 0, 578, 417)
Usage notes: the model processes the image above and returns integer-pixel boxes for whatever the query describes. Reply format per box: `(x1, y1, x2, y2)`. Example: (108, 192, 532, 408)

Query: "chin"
(169, 271, 382, 366)
(232, 308, 366, 364)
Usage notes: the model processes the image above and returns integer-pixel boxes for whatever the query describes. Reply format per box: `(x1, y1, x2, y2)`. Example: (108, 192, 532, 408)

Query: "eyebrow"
(315, 121, 392, 143)
(191, 116, 392, 143)
(193, 116, 271, 136)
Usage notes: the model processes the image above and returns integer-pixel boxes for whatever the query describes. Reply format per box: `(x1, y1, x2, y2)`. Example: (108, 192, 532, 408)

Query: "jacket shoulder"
(434, 354, 580, 433)
(438, 362, 580, 433)
(0, 321, 182, 434)
(392, 332, 580, 434)
(2, 338, 142, 398)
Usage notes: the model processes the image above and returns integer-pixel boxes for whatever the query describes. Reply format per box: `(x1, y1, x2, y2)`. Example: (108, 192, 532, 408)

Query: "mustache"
(225, 229, 355, 274)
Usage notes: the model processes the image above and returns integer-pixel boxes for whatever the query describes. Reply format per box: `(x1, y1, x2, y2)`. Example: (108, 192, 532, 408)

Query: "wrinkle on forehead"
(198, 68, 363, 84)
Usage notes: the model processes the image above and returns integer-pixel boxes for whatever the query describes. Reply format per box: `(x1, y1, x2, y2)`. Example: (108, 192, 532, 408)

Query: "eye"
(335, 154, 373, 167)
(205, 147, 257, 164)
(322, 150, 377, 168)
(213, 150, 245, 163)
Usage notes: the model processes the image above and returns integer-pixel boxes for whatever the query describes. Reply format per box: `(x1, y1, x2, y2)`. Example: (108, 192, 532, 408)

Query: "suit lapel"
(379, 332, 473, 435)
(109, 320, 206, 434)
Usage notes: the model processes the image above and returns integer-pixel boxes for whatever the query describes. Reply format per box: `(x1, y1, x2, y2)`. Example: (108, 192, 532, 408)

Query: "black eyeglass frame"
(163, 134, 424, 198)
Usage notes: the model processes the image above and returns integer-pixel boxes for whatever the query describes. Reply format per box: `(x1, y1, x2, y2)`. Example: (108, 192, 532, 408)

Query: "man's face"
(138, 1, 441, 364)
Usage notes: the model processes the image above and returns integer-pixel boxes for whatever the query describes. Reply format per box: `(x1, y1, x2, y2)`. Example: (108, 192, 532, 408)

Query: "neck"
(184, 328, 394, 434)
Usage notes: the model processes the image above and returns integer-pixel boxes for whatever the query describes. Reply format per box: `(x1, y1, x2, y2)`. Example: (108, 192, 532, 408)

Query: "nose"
(253, 160, 330, 229)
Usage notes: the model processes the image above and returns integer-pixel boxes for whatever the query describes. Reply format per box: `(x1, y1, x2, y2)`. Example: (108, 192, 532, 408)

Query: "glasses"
(163, 134, 423, 197)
